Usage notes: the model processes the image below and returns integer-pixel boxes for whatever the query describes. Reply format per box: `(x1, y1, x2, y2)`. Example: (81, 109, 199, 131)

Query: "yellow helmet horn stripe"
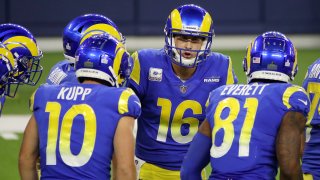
(4, 42, 24, 52)
(246, 42, 253, 74)
(0, 47, 15, 68)
(113, 45, 126, 84)
(292, 47, 298, 77)
(199, 12, 212, 34)
(80, 23, 121, 44)
(170, 9, 183, 30)
(4, 36, 39, 56)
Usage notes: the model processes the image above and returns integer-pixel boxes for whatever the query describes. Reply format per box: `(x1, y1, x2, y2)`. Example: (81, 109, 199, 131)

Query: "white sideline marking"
(0, 115, 30, 133)
(0, 132, 19, 140)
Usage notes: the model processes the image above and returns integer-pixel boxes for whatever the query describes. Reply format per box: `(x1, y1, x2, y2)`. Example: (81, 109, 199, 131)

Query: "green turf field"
(0, 49, 319, 179)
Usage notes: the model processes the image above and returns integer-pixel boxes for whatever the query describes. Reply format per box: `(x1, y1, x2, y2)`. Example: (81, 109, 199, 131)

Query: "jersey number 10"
(45, 102, 97, 167)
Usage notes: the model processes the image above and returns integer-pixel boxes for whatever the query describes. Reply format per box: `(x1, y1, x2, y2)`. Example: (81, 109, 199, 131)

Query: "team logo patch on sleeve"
(148, 67, 163, 81)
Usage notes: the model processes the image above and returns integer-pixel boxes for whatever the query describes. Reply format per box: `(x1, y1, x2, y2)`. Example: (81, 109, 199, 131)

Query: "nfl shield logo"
(180, 85, 187, 93)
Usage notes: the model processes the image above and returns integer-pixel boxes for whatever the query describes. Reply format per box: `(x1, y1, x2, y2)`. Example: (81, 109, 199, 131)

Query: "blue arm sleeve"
(180, 132, 212, 180)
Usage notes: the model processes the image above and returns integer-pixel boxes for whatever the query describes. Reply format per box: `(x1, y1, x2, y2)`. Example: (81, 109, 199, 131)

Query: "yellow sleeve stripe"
(130, 51, 141, 85)
(306, 82, 320, 125)
(118, 88, 135, 114)
(226, 57, 235, 85)
(283, 85, 307, 109)
(205, 96, 210, 108)
(29, 89, 38, 112)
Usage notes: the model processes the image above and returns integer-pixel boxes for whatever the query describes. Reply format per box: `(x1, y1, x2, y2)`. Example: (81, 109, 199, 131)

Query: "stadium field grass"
(0, 49, 319, 179)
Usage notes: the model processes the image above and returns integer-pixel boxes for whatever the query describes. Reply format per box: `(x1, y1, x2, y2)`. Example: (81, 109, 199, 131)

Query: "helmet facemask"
(165, 29, 212, 67)
(15, 53, 43, 86)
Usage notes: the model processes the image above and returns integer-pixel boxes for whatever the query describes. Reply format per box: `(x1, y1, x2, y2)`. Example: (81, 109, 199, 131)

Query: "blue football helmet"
(63, 14, 125, 63)
(0, 44, 17, 96)
(0, 23, 43, 86)
(164, 4, 214, 67)
(75, 33, 132, 87)
(243, 31, 297, 83)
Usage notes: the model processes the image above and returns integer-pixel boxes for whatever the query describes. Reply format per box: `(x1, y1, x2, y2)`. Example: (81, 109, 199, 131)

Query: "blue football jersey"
(46, 60, 78, 85)
(30, 83, 141, 179)
(128, 48, 237, 170)
(302, 58, 320, 178)
(206, 83, 309, 179)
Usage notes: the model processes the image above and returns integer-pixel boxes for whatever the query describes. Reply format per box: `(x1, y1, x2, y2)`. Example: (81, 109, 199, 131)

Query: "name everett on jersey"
(221, 84, 268, 96)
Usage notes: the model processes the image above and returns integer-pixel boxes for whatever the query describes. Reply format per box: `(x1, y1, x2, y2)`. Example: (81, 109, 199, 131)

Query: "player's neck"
(82, 80, 102, 85)
(171, 63, 196, 80)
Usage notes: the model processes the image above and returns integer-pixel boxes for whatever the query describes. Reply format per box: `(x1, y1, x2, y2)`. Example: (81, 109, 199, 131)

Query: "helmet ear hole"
(77, 26, 84, 33)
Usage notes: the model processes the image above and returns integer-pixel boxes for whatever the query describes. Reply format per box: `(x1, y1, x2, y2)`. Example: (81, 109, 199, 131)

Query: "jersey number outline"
(211, 97, 258, 158)
(306, 82, 320, 142)
(156, 98, 202, 144)
(45, 102, 97, 167)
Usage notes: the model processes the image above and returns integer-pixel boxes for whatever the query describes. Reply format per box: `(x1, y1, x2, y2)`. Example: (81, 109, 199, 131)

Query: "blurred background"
(2, 0, 320, 51)
(2, 0, 320, 36)
(0, 0, 319, 179)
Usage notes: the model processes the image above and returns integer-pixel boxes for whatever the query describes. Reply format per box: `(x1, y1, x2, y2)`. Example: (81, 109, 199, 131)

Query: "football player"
(127, 4, 237, 179)
(302, 58, 320, 179)
(19, 33, 140, 179)
(181, 31, 309, 179)
(46, 13, 125, 85)
(0, 23, 43, 96)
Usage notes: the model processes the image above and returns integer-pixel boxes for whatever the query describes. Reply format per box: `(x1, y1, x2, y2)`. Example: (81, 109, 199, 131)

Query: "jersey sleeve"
(29, 86, 42, 112)
(226, 56, 238, 85)
(46, 60, 71, 85)
(283, 85, 310, 117)
(205, 88, 222, 128)
(302, 63, 313, 90)
(118, 88, 141, 119)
